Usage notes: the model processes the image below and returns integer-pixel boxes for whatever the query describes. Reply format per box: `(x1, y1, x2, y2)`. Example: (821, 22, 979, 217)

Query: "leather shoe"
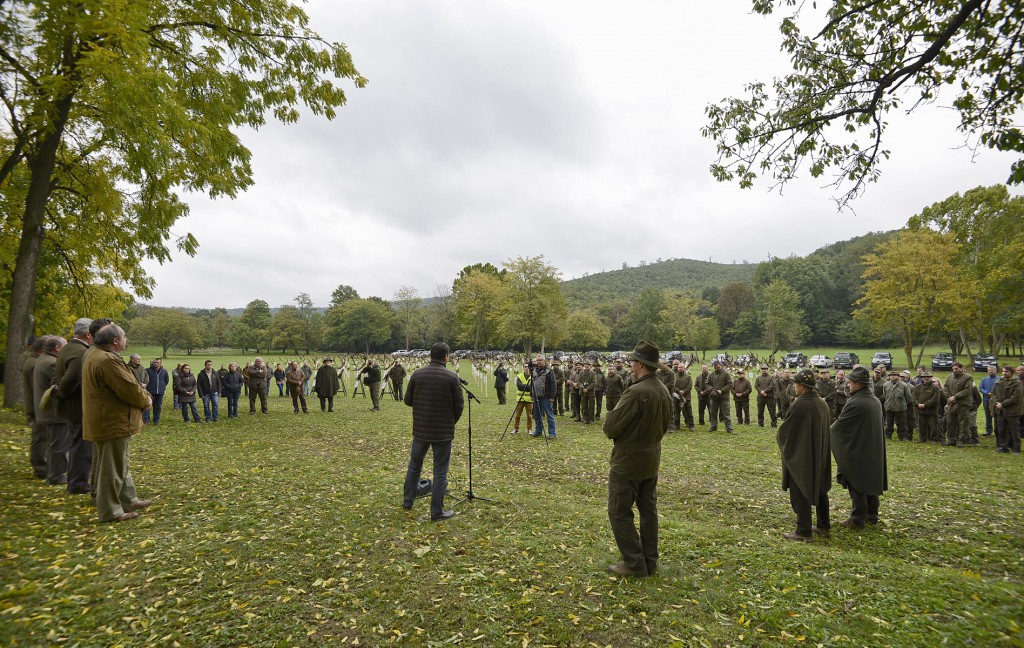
(837, 518, 865, 529)
(109, 511, 140, 522)
(401, 502, 412, 511)
(782, 531, 813, 542)
(812, 526, 831, 538)
(606, 563, 647, 577)
(431, 510, 455, 522)
(126, 499, 153, 512)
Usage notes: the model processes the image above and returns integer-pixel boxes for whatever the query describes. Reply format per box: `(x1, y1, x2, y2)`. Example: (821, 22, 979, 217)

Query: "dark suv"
(931, 353, 955, 371)
(871, 352, 893, 370)
(833, 352, 860, 369)
(973, 354, 998, 372)
(782, 352, 806, 368)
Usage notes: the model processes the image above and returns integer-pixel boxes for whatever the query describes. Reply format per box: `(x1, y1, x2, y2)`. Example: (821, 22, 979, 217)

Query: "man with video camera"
(357, 359, 382, 411)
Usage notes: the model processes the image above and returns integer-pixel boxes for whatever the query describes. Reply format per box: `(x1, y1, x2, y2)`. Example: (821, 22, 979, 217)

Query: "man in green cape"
(830, 366, 888, 528)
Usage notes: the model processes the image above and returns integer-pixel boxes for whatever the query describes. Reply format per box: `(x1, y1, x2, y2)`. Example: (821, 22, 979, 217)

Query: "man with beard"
(313, 358, 340, 412)
(830, 366, 887, 529)
(776, 369, 832, 542)
(992, 365, 1022, 454)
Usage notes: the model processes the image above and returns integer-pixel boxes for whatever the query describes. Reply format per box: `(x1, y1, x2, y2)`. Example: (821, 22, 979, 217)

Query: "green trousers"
(93, 436, 139, 522)
(608, 472, 659, 575)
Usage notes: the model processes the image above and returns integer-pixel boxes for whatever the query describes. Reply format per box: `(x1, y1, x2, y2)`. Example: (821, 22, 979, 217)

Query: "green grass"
(1, 369, 1022, 647)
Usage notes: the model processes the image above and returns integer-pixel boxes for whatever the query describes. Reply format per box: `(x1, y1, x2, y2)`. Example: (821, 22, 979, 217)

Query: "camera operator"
(531, 355, 558, 439)
(357, 359, 382, 411)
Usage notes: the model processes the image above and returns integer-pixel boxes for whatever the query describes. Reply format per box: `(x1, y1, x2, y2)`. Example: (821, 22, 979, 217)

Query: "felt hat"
(848, 366, 871, 384)
(628, 340, 661, 370)
(793, 369, 817, 389)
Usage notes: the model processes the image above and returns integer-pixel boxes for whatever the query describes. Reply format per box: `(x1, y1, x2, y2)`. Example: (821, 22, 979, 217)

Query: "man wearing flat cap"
(830, 366, 887, 528)
(776, 369, 832, 542)
(603, 341, 672, 576)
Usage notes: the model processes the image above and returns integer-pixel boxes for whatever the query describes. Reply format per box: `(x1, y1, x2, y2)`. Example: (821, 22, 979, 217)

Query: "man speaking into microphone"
(402, 342, 464, 521)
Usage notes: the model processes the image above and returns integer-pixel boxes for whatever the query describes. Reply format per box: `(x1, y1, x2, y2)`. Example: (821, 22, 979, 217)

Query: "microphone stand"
(454, 379, 494, 506)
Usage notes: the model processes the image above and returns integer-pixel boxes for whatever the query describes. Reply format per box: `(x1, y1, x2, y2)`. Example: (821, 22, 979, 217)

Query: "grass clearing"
(1, 370, 1022, 647)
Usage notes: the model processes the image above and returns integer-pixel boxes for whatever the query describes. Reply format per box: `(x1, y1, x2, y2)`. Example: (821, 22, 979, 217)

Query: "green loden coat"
(776, 391, 832, 501)
(314, 365, 340, 397)
(603, 373, 672, 480)
(82, 349, 151, 443)
(829, 386, 888, 496)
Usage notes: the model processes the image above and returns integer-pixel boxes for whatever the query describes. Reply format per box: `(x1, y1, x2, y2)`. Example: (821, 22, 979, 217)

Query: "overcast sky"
(141, 0, 1020, 309)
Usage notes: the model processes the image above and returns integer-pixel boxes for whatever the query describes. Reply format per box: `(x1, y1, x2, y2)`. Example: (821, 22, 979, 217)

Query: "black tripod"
(454, 379, 494, 507)
(499, 372, 548, 445)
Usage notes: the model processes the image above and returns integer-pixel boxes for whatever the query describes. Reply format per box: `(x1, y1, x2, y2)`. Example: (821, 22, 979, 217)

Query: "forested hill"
(561, 258, 758, 309)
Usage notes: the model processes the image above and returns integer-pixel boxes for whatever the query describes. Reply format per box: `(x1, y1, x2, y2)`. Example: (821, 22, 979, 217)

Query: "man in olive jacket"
(313, 358, 340, 412)
(403, 343, 464, 522)
(53, 317, 100, 495)
(603, 340, 672, 577)
(943, 362, 975, 447)
(830, 366, 887, 528)
(34, 336, 67, 485)
(755, 365, 777, 428)
(912, 373, 942, 443)
(992, 365, 1023, 454)
(707, 360, 734, 433)
(82, 324, 152, 523)
(776, 369, 832, 542)
(21, 336, 48, 479)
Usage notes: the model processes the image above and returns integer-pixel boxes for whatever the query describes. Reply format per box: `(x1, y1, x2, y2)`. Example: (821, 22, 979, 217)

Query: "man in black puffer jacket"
(402, 342, 464, 522)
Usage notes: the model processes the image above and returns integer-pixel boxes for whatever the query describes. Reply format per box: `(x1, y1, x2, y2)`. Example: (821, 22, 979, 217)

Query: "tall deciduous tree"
(908, 184, 1024, 355)
(498, 256, 567, 354)
(129, 308, 201, 358)
(563, 311, 611, 350)
(453, 269, 505, 350)
(330, 284, 360, 307)
(0, 0, 365, 406)
(703, 1, 1024, 208)
(855, 229, 961, 370)
(617, 288, 669, 349)
(271, 305, 306, 354)
(426, 284, 457, 344)
(663, 294, 718, 358)
(392, 286, 423, 351)
(757, 279, 808, 357)
(324, 298, 392, 354)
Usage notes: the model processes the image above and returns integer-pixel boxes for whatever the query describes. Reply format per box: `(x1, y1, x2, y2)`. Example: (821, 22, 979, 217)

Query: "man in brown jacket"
(943, 362, 975, 447)
(82, 324, 152, 523)
(603, 340, 672, 577)
(286, 361, 308, 414)
(21, 336, 48, 479)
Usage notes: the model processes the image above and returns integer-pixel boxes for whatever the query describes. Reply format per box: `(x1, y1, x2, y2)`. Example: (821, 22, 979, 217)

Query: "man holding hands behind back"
(403, 343, 464, 522)
(602, 340, 672, 577)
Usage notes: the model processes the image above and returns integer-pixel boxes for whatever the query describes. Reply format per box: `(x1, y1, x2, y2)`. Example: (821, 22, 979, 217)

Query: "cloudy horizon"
(139, 0, 1020, 310)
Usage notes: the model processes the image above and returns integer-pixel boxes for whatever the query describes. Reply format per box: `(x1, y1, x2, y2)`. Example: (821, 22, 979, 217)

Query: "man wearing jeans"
(531, 355, 558, 439)
(402, 343, 464, 522)
(197, 360, 221, 422)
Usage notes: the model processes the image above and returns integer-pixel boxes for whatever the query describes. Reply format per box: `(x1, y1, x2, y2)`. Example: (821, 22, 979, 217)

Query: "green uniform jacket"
(754, 374, 774, 398)
(21, 351, 40, 419)
(33, 352, 61, 424)
(314, 365, 340, 396)
(882, 380, 912, 412)
(82, 349, 151, 443)
(776, 392, 832, 501)
(992, 377, 1023, 416)
(943, 373, 974, 412)
(605, 372, 625, 399)
(912, 382, 941, 411)
(708, 367, 733, 399)
(54, 338, 91, 422)
(578, 368, 596, 394)
(603, 373, 671, 480)
(830, 387, 887, 496)
(675, 371, 693, 398)
(816, 378, 836, 408)
(733, 376, 752, 401)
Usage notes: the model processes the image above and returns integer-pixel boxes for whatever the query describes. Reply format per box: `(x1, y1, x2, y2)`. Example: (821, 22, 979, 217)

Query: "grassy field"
(1, 359, 1022, 647)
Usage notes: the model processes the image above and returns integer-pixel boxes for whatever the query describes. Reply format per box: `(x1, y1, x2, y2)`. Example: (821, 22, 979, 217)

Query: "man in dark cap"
(776, 368, 832, 542)
(313, 358, 340, 412)
(603, 340, 672, 577)
(830, 366, 887, 528)
(912, 371, 942, 443)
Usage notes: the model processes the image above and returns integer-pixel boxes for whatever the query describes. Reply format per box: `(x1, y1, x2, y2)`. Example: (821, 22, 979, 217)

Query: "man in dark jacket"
(695, 364, 711, 425)
(313, 358, 340, 412)
(34, 336, 68, 486)
(386, 360, 408, 401)
(493, 363, 509, 404)
(776, 369, 832, 542)
(197, 360, 221, 422)
(53, 317, 105, 495)
(144, 358, 170, 424)
(830, 366, 887, 528)
(402, 343, 464, 521)
(707, 360, 734, 433)
(21, 336, 48, 479)
(221, 362, 244, 418)
(531, 355, 558, 438)
(603, 340, 671, 577)
(992, 365, 1023, 454)
(755, 365, 777, 428)
(248, 357, 269, 414)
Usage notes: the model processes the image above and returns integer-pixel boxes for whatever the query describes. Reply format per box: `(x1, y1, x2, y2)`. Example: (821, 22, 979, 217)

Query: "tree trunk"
(2, 95, 74, 407)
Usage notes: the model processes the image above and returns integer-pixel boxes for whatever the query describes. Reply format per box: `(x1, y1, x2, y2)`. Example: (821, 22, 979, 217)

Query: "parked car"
(810, 355, 833, 369)
(871, 352, 893, 370)
(931, 352, 955, 371)
(833, 352, 860, 369)
(782, 352, 806, 368)
(973, 354, 998, 372)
